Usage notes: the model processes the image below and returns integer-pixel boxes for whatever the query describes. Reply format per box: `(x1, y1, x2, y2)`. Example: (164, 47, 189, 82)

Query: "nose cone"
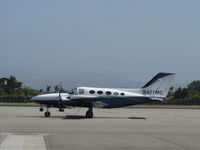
(31, 93, 69, 104)
(31, 94, 56, 104)
(31, 94, 54, 102)
(31, 95, 41, 103)
(31, 96, 38, 100)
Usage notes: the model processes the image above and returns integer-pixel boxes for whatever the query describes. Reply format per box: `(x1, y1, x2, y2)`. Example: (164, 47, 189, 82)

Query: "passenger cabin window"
(106, 91, 112, 95)
(114, 92, 119, 96)
(97, 91, 103, 95)
(89, 90, 95, 94)
(78, 89, 84, 94)
(121, 92, 125, 96)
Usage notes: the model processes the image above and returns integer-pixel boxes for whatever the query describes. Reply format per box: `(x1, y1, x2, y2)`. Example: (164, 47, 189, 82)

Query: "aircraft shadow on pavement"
(16, 115, 63, 119)
(16, 115, 85, 119)
(128, 117, 146, 120)
(63, 115, 146, 120)
(63, 115, 86, 120)
(16, 115, 146, 120)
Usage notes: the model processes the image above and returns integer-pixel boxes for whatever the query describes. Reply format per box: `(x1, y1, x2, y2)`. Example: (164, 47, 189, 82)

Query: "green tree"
(168, 87, 174, 97)
(174, 87, 182, 99)
(187, 80, 200, 92)
(46, 85, 51, 93)
(22, 87, 39, 97)
(39, 89, 44, 94)
(54, 85, 59, 92)
(174, 88, 189, 99)
(0, 78, 6, 93)
(0, 76, 40, 97)
(181, 88, 189, 98)
(0, 76, 22, 95)
(6, 76, 22, 94)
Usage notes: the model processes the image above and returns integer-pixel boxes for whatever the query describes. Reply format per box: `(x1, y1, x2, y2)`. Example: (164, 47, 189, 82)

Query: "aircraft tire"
(39, 107, 44, 112)
(86, 110, 93, 118)
(44, 111, 51, 117)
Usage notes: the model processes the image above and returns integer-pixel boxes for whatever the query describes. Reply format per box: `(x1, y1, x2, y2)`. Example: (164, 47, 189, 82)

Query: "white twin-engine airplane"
(31, 72, 175, 118)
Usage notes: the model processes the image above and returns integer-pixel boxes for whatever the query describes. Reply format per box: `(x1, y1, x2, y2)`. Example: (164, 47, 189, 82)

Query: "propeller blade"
(57, 82, 65, 112)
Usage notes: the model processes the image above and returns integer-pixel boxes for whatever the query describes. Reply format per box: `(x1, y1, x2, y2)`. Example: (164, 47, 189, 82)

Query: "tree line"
(1, 76, 200, 101)
(172, 80, 200, 100)
(0, 76, 65, 97)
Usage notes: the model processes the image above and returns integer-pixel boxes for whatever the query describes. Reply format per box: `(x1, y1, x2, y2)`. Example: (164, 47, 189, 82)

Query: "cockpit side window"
(78, 89, 85, 94)
(68, 88, 77, 94)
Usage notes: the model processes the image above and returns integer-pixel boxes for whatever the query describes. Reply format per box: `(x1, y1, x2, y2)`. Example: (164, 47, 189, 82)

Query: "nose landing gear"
(44, 107, 51, 117)
(44, 111, 51, 117)
(39, 107, 44, 112)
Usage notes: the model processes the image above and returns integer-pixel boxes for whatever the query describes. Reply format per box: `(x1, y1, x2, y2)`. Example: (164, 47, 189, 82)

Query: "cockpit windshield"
(68, 88, 77, 94)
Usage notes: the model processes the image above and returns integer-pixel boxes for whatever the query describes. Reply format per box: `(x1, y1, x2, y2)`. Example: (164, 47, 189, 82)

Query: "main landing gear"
(39, 106, 51, 117)
(39, 105, 94, 118)
(59, 107, 65, 112)
(85, 106, 93, 118)
(44, 107, 51, 117)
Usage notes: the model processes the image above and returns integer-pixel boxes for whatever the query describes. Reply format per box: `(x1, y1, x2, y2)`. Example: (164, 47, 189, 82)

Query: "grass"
(0, 102, 39, 106)
(129, 105, 200, 109)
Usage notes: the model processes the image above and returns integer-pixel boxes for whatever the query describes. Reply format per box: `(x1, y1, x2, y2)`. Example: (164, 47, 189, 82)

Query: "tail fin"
(142, 72, 175, 99)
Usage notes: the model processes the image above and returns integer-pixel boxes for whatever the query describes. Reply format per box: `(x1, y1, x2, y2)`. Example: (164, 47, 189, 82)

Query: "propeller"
(58, 82, 64, 112)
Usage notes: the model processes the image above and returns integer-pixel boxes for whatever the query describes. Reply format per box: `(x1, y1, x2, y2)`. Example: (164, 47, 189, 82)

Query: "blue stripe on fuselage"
(96, 97, 151, 108)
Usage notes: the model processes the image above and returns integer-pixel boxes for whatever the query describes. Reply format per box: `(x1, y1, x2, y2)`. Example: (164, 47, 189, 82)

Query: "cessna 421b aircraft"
(31, 72, 175, 118)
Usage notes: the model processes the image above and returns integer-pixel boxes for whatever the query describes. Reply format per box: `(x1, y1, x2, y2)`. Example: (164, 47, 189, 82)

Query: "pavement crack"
(150, 134, 194, 150)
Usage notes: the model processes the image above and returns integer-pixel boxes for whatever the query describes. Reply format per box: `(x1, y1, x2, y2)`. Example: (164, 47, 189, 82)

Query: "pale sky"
(0, 0, 200, 85)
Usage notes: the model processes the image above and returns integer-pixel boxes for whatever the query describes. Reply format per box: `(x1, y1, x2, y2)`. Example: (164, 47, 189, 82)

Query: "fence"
(147, 99, 200, 105)
(0, 97, 31, 103)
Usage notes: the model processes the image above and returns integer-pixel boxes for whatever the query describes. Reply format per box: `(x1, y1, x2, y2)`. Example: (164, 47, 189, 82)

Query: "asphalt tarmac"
(0, 106, 200, 150)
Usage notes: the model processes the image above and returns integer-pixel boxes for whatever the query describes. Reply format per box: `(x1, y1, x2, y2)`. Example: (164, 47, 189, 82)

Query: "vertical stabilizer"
(142, 73, 175, 99)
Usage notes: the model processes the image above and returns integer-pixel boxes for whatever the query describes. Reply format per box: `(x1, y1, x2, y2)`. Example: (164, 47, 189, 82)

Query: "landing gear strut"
(59, 107, 64, 112)
(86, 106, 93, 118)
(44, 107, 51, 117)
